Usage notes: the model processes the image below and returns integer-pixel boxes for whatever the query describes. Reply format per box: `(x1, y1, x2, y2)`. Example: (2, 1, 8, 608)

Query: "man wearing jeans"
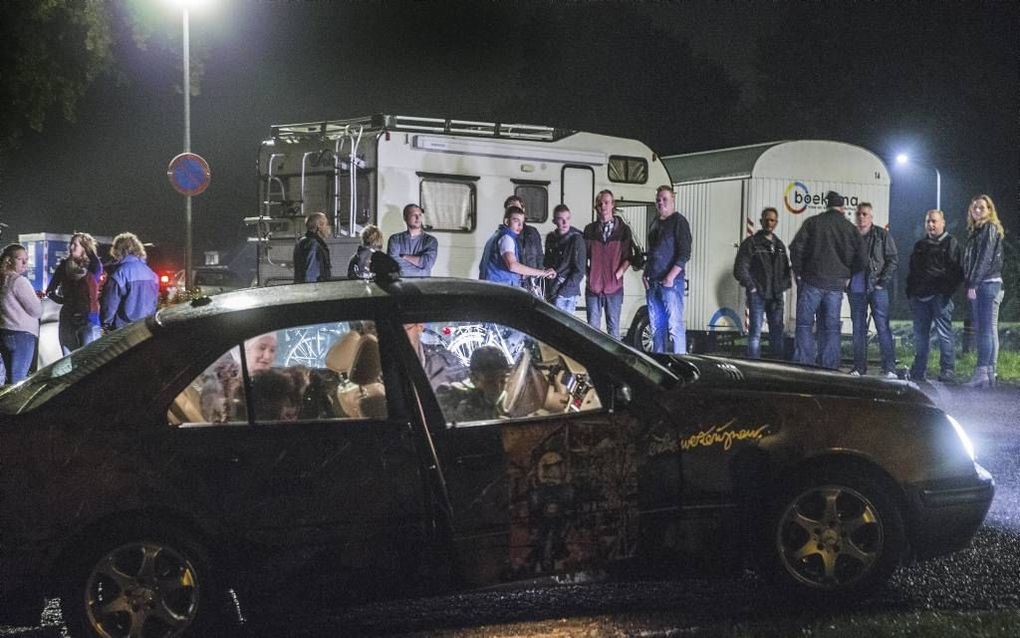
(906, 209, 963, 382)
(583, 190, 632, 338)
(733, 207, 792, 358)
(543, 205, 586, 313)
(789, 191, 865, 369)
(643, 185, 692, 353)
(848, 202, 898, 377)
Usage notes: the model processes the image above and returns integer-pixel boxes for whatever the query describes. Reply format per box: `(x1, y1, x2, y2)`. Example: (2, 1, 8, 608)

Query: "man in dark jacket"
(584, 190, 632, 339)
(293, 212, 332, 283)
(847, 202, 899, 377)
(733, 207, 792, 358)
(644, 185, 692, 354)
(789, 191, 866, 369)
(543, 204, 586, 313)
(906, 209, 964, 382)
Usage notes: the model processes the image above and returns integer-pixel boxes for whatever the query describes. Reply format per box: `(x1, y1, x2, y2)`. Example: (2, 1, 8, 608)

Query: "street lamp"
(895, 153, 942, 211)
(168, 0, 209, 291)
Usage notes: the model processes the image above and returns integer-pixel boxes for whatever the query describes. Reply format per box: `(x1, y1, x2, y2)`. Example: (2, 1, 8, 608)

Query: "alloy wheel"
(776, 484, 883, 590)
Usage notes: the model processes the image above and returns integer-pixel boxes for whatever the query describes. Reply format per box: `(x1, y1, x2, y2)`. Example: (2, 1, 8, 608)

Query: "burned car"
(0, 279, 993, 636)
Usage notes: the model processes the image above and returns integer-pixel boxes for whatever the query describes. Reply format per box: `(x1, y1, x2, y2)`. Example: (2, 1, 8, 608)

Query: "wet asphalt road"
(5, 382, 1018, 637)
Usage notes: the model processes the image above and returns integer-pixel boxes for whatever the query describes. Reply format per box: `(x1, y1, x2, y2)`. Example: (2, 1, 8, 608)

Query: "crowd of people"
(0, 231, 159, 384)
(315, 186, 1005, 387)
(778, 190, 1005, 387)
(1, 188, 1006, 387)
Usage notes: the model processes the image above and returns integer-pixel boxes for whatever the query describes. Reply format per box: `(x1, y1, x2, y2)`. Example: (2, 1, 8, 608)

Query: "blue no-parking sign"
(167, 152, 211, 196)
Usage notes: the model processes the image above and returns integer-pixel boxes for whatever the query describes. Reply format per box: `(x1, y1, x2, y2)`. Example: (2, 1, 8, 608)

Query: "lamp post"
(895, 153, 941, 211)
(182, 6, 192, 290)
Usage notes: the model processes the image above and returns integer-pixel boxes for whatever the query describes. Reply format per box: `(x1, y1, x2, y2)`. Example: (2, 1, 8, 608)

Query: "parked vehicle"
(0, 276, 992, 636)
(659, 140, 891, 350)
(170, 266, 246, 298)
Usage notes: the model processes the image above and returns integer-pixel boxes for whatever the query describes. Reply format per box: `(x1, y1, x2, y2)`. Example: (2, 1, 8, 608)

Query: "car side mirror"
(610, 383, 632, 412)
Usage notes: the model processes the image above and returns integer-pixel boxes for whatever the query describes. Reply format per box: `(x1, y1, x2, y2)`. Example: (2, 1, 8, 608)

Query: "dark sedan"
(0, 278, 993, 637)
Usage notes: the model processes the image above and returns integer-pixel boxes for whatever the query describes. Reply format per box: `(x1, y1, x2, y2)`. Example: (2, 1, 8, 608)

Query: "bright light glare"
(164, 0, 212, 12)
(895, 153, 909, 165)
(947, 414, 977, 462)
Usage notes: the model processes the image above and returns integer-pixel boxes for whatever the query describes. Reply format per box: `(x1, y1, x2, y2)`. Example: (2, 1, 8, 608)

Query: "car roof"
(153, 278, 534, 327)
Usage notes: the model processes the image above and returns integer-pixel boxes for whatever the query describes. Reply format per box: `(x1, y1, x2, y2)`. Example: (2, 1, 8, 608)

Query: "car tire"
(60, 524, 225, 638)
(763, 468, 905, 599)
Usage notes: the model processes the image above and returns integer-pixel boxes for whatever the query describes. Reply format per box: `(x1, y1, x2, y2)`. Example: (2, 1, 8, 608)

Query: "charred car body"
(0, 279, 993, 636)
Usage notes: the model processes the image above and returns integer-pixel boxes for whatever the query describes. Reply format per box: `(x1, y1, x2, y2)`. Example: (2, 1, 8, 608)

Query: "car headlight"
(946, 414, 976, 462)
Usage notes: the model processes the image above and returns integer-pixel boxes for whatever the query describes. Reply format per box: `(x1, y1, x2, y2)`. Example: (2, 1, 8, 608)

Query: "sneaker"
(938, 371, 956, 383)
(849, 370, 861, 377)
(883, 371, 898, 379)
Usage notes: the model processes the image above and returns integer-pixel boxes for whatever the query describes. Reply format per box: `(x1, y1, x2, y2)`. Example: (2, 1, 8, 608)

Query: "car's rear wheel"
(765, 469, 905, 598)
(62, 526, 221, 638)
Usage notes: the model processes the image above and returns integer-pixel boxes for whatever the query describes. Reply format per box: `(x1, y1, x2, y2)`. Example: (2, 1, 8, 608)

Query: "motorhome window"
(420, 178, 476, 232)
(513, 183, 548, 223)
(608, 156, 649, 184)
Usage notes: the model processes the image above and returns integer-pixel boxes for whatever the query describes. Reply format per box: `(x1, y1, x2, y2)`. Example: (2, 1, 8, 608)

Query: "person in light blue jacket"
(100, 232, 159, 331)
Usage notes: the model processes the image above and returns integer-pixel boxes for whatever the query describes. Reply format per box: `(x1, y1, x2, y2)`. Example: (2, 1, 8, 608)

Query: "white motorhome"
(250, 114, 670, 341)
(661, 140, 892, 350)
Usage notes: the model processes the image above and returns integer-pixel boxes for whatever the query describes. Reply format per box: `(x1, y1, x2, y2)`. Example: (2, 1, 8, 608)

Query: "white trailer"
(249, 114, 670, 341)
(660, 140, 891, 349)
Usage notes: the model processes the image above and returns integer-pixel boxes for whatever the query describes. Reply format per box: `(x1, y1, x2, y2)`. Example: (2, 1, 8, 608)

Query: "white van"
(249, 114, 670, 344)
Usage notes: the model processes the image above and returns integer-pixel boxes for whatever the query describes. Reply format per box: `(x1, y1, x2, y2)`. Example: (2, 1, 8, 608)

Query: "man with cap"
(789, 191, 866, 369)
(435, 345, 510, 423)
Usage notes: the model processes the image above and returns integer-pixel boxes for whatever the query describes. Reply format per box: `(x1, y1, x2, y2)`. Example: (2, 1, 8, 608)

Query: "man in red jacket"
(583, 190, 632, 339)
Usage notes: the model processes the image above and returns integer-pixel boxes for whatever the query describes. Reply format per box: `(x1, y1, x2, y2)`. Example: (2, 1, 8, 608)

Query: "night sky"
(1, 0, 1016, 272)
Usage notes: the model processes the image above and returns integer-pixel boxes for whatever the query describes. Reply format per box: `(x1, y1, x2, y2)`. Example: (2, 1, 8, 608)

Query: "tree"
(0, 0, 116, 151)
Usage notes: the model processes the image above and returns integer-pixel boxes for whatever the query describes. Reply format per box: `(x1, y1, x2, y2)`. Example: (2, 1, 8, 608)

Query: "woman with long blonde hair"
(45, 232, 103, 353)
(0, 243, 43, 383)
(962, 194, 1005, 387)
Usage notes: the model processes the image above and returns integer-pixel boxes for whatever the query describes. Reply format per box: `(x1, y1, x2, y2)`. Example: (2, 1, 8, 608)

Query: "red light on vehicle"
(442, 326, 452, 336)
(160, 274, 171, 284)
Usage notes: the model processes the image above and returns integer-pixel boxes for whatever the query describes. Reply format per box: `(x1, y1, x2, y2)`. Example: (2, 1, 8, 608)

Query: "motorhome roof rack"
(271, 114, 576, 143)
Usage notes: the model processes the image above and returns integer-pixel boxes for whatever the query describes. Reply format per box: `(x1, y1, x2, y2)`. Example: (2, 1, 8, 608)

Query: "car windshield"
(0, 321, 153, 415)
(536, 304, 678, 388)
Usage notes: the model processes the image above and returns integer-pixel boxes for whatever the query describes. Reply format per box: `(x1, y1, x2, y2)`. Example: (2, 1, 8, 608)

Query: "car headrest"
(325, 331, 362, 374)
(349, 335, 382, 385)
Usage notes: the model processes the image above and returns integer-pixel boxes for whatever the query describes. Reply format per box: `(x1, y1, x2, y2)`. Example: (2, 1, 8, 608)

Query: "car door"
(397, 314, 683, 587)
(161, 316, 428, 586)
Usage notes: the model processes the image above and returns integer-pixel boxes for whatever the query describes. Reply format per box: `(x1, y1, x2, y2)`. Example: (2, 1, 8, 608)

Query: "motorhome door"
(561, 166, 595, 218)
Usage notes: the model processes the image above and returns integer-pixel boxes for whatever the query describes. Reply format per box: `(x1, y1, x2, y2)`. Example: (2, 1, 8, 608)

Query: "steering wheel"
(502, 348, 547, 418)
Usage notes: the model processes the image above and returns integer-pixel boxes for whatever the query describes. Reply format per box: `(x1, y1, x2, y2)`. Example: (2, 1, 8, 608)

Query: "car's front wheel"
(61, 526, 221, 638)
(765, 469, 905, 598)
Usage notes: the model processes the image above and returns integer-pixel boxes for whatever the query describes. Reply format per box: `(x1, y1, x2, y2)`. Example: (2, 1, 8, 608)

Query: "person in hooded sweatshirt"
(348, 225, 383, 280)
(543, 204, 586, 313)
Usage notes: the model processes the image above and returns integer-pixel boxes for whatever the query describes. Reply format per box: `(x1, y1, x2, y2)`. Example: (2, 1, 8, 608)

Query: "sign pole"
(183, 7, 193, 291)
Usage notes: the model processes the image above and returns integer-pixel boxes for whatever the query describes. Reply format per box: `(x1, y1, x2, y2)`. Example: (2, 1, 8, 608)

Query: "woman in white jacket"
(0, 243, 43, 384)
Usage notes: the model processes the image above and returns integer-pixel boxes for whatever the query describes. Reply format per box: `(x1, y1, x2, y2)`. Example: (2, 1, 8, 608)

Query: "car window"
(403, 321, 601, 428)
(168, 320, 386, 427)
